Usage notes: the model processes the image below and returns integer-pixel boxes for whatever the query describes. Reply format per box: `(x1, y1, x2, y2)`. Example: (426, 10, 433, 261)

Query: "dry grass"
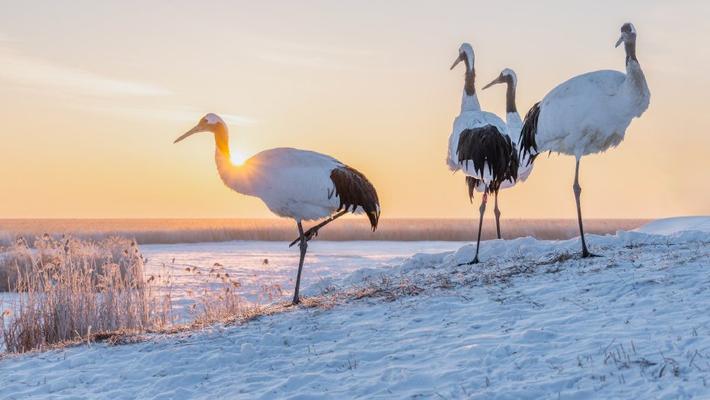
(0, 236, 289, 354)
(0, 218, 649, 245)
(0, 236, 173, 353)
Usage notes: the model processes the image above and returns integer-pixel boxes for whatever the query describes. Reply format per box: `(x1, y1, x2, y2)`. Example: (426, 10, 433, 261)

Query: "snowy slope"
(1, 218, 709, 399)
(637, 216, 710, 235)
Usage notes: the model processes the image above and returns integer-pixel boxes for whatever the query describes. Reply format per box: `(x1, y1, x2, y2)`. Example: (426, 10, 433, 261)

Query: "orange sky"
(0, 1, 708, 219)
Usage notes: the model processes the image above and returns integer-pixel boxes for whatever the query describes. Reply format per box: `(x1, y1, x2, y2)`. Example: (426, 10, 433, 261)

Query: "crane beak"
(174, 125, 203, 144)
(482, 76, 503, 90)
(450, 53, 464, 70)
(615, 35, 624, 48)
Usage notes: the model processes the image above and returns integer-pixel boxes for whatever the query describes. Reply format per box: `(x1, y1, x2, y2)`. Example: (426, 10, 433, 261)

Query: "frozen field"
(141, 240, 462, 313)
(1, 217, 709, 399)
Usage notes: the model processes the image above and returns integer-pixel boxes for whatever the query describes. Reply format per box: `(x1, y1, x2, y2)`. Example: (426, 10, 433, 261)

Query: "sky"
(0, 0, 708, 219)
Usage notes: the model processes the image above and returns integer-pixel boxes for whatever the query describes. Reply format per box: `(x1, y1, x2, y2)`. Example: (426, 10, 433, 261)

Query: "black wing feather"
(519, 101, 541, 166)
(457, 125, 519, 197)
(330, 166, 380, 230)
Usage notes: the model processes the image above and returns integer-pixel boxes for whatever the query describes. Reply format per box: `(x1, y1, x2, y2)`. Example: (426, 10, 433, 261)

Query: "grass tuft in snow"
(0, 236, 173, 353)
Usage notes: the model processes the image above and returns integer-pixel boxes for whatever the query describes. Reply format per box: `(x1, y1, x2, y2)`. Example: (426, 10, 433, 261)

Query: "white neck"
(214, 143, 251, 195)
(506, 111, 523, 139)
(461, 91, 481, 112)
(623, 60, 650, 116)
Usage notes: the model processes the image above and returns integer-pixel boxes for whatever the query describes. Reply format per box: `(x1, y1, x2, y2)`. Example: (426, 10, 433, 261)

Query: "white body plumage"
(217, 148, 346, 221)
(533, 64, 650, 158)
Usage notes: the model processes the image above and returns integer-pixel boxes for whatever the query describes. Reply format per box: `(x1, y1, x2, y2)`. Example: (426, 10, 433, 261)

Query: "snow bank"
(636, 216, 710, 235)
(1, 220, 709, 399)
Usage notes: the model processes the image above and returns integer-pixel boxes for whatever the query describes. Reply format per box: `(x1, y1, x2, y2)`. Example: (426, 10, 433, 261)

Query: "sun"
(230, 150, 248, 166)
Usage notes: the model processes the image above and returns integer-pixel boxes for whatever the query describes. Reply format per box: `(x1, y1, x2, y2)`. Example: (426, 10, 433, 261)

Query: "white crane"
(447, 43, 520, 264)
(518, 23, 650, 257)
(175, 113, 381, 304)
(467, 68, 534, 239)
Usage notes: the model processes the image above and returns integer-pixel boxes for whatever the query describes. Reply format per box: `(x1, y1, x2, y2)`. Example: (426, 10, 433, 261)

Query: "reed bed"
(0, 236, 286, 354)
(0, 236, 174, 353)
(0, 218, 649, 246)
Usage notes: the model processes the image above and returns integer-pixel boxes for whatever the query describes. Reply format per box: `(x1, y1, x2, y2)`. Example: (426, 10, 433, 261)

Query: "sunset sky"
(0, 0, 708, 219)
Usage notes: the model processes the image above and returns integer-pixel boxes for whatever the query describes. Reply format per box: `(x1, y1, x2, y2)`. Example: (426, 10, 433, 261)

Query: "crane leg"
(494, 190, 502, 240)
(292, 221, 308, 305)
(573, 158, 597, 258)
(289, 210, 348, 247)
(461, 191, 488, 265)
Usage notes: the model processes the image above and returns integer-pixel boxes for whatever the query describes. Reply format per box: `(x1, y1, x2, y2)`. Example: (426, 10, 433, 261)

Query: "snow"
(1, 217, 709, 399)
(141, 241, 462, 316)
(637, 216, 710, 235)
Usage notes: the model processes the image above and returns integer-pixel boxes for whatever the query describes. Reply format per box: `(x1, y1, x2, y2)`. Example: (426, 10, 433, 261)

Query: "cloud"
(80, 103, 257, 127)
(0, 47, 170, 97)
(256, 38, 373, 70)
(258, 52, 352, 70)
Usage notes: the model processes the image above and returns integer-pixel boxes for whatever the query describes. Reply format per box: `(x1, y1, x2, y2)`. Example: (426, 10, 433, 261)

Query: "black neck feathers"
(625, 39, 637, 65)
(505, 76, 517, 113)
(463, 57, 475, 96)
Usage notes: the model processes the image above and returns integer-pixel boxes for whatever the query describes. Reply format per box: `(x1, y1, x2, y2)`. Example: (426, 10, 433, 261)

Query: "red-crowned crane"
(467, 68, 534, 239)
(518, 23, 650, 257)
(447, 43, 519, 264)
(175, 113, 380, 304)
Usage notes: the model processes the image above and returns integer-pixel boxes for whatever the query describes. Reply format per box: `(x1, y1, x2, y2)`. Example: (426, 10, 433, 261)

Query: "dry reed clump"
(0, 235, 173, 353)
(184, 263, 250, 327)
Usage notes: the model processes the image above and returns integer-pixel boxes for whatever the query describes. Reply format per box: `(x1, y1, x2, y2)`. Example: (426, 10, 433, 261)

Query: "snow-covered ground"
(141, 240, 462, 313)
(1, 217, 709, 399)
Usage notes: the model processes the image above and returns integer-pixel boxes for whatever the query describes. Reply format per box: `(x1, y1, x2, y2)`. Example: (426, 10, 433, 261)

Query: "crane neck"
(622, 38, 649, 112)
(461, 91, 481, 112)
(460, 68, 481, 112)
(624, 39, 637, 66)
(213, 124, 230, 160)
(505, 80, 517, 114)
(212, 125, 248, 195)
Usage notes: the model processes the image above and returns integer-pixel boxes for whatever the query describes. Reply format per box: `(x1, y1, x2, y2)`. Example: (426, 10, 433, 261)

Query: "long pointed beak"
(173, 125, 203, 144)
(482, 77, 503, 90)
(450, 54, 463, 70)
(615, 35, 624, 48)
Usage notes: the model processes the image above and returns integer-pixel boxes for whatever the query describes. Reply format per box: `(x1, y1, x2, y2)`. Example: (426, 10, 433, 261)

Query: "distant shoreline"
(0, 218, 650, 245)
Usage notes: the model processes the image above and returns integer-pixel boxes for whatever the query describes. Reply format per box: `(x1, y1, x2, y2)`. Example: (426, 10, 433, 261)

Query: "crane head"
(174, 113, 226, 144)
(482, 68, 517, 90)
(615, 23, 636, 48)
(450, 43, 474, 72)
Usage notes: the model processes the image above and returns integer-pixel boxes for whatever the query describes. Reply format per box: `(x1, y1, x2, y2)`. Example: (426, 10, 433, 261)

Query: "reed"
(0, 236, 172, 353)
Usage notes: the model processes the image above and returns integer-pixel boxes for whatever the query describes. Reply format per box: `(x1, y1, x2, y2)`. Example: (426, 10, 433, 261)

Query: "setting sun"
(229, 149, 248, 166)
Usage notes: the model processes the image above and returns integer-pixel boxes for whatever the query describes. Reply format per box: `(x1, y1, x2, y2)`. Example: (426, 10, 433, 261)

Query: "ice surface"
(1, 218, 709, 399)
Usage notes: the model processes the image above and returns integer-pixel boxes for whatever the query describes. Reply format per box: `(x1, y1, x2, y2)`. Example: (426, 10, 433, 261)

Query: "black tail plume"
(329, 166, 380, 230)
(519, 101, 541, 166)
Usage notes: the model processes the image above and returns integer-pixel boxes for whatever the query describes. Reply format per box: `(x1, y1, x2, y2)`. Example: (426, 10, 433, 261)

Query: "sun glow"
(230, 149, 248, 166)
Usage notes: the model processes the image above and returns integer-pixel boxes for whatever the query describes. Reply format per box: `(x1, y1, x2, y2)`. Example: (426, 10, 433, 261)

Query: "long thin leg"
(289, 210, 348, 247)
(292, 221, 308, 305)
(493, 190, 502, 240)
(462, 191, 487, 265)
(573, 158, 593, 257)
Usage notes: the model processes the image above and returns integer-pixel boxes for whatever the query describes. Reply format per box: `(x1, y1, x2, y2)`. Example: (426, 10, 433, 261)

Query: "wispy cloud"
(80, 103, 257, 127)
(0, 47, 170, 97)
(256, 38, 374, 70)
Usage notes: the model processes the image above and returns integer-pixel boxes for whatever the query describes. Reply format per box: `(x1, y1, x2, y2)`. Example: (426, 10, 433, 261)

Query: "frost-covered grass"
(0, 237, 173, 353)
(0, 218, 708, 399)
(0, 236, 294, 353)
